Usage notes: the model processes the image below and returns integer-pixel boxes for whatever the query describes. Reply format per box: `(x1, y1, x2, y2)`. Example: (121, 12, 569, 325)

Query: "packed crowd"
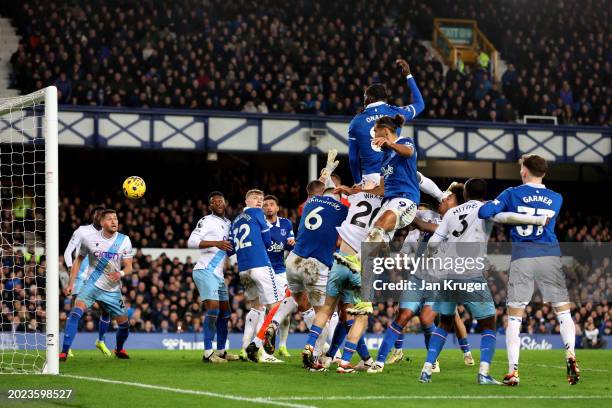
(3, 0, 610, 125)
(2, 188, 609, 347)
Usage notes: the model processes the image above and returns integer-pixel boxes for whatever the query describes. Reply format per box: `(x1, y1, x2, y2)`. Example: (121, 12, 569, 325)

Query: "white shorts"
(377, 197, 418, 231)
(239, 266, 283, 305)
(275, 272, 289, 293)
(285, 252, 329, 307)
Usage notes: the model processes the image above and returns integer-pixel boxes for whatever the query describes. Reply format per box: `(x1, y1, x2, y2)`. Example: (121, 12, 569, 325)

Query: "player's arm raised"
(396, 58, 425, 120)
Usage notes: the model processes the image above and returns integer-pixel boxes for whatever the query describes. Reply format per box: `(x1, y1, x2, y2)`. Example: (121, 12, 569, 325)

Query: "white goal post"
(0, 86, 58, 374)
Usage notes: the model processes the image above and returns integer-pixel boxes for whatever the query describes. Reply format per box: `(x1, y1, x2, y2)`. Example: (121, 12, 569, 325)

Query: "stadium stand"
(2, 0, 609, 125)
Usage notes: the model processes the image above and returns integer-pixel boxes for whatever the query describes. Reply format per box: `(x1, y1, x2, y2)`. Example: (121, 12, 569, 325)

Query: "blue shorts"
(77, 282, 126, 317)
(193, 269, 229, 302)
(433, 301, 495, 320)
(399, 276, 434, 313)
(326, 258, 361, 305)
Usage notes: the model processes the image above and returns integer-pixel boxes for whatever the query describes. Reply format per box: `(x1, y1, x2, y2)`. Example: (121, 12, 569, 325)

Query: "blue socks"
(423, 323, 436, 350)
(458, 336, 471, 353)
(306, 324, 323, 348)
(426, 327, 448, 364)
(394, 332, 404, 349)
(377, 321, 404, 363)
(98, 313, 110, 342)
(116, 321, 130, 351)
(356, 335, 370, 360)
(326, 320, 348, 357)
(204, 309, 219, 351)
(480, 329, 496, 365)
(341, 341, 357, 362)
(62, 308, 84, 353)
(216, 311, 230, 351)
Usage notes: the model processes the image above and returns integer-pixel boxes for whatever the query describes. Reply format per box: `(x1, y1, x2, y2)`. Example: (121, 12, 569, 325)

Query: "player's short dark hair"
(208, 191, 224, 203)
(365, 83, 387, 102)
(449, 183, 466, 205)
(100, 209, 116, 219)
(263, 195, 279, 204)
(519, 154, 548, 177)
(375, 114, 405, 131)
(90, 205, 105, 218)
(464, 178, 487, 201)
(306, 180, 325, 195)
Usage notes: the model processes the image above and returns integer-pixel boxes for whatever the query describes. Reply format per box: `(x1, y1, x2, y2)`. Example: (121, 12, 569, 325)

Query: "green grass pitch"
(1, 349, 611, 407)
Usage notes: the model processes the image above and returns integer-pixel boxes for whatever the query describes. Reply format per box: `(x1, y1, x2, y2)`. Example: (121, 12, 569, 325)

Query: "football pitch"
(1, 350, 610, 408)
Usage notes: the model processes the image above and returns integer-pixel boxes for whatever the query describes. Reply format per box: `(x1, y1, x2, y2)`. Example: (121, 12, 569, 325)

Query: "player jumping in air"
(187, 191, 239, 363)
(368, 184, 475, 374)
(478, 155, 580, 386)
(334, 113, 421, 373)
(63, 205, 113, 357)
(60, 209, 133, 361)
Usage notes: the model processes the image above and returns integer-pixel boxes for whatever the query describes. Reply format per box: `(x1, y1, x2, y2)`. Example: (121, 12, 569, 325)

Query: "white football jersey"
(433, 200, 493, 244)
(336, 192, 383, 251)
(401, 209, 441, 255)
(187, 214, 231, 277)
(79, 230, 133, 292)
(64, 224, 98, 267)
(429, 200, 493, 278)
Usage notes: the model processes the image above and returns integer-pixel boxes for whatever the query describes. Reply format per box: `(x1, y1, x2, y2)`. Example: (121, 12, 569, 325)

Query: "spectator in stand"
(3, 0, 609, 126)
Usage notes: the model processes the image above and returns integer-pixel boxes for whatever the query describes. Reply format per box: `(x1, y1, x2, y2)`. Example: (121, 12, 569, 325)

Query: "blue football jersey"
(348, 76, 424, 185)
(230, 207, 273, 271)
(478, 183, 562, 259)
(380, 137, 420, 203)
(266, 217, 295, 274)
(293, 195, 348, 268)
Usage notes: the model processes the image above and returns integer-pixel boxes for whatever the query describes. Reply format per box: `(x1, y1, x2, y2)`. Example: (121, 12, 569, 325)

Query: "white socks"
(242, 308, 264, 350)
(273, 297, 298, 327)
(556, 310, 576, 358)
(479, 362, 490, 376)
(506, 315, 522, 373)
(302, 308, 315, 329)
(279, 317, 290, 348)
(328, 312, 339, 344)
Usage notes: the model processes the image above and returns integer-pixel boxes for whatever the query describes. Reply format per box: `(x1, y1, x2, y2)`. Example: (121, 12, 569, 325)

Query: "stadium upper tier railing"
(0, 106, 610, 163)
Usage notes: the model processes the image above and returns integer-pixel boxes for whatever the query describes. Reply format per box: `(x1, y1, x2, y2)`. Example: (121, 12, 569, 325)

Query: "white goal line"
(62, 374, 316, 408)
(269, 395, 612, 401)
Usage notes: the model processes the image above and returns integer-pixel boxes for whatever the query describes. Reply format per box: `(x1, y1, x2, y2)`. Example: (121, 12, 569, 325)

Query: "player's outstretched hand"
(63, 285, 72, 297)
(396, 59, 411, 76)
(216, 240, 233, 251)
(334, 185, 357, 196)
(372, 137, 389, 147)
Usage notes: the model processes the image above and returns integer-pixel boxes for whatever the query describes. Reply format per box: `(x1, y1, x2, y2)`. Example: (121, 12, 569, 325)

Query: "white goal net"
(0, 87, 58, 374)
